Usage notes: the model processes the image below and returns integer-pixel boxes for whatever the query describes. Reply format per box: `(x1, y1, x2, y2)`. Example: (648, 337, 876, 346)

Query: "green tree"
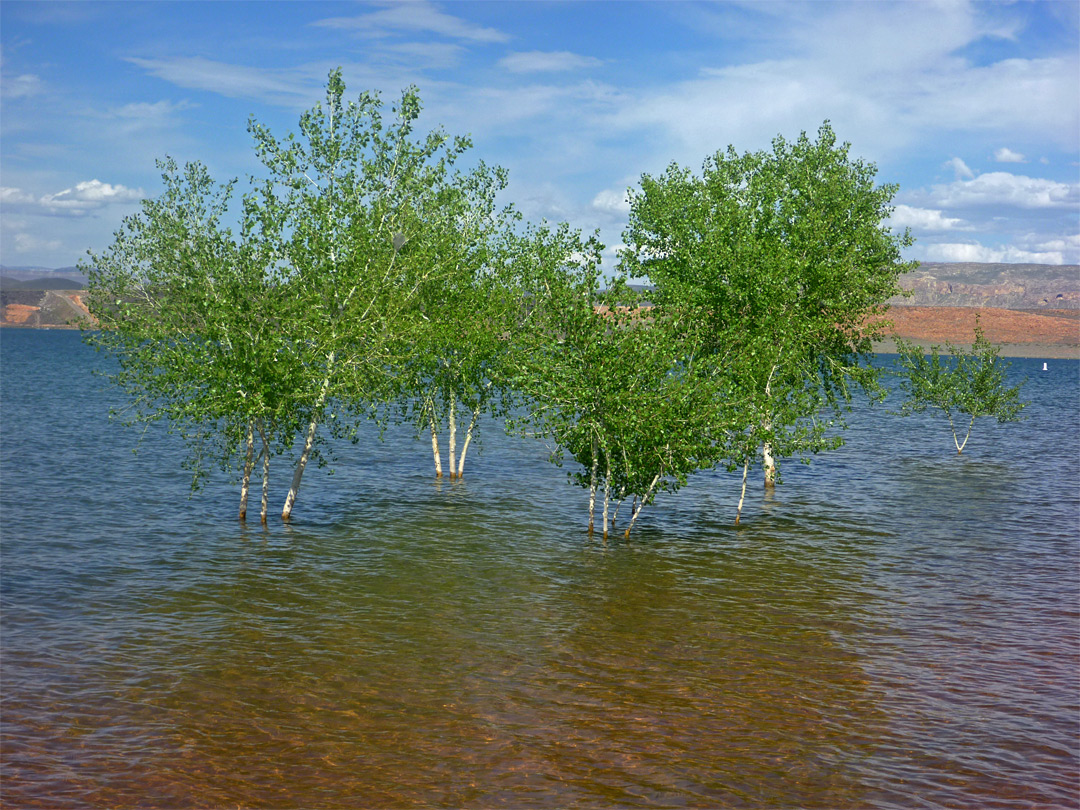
(511, 239, 725, 538)
(396, 161, 525, 480)
(244, 70, 487, 519)
(894, 318, 1027, 454)
(84, 159, 303, 523)
(87, 71, 499, 521)
(621, 122, 915, 496)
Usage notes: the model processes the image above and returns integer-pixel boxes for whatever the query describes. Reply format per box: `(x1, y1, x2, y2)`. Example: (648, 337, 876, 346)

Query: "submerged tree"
(84, 159, 303, 523)
(621, 122, 915, 498)
(894, 318, 1027, 454)
(511, 237, 725, 538)
(246, 71, 493, 519)
(396, 162, 526, 480)
(87, 70, 511, 521)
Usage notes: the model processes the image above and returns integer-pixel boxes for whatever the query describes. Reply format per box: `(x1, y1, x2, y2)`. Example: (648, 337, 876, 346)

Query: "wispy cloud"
(312, 1, 509, 43)
(921, 241, 1073, 264)
(125, 56, 317, 108)
(945, 157, 976, 180)
(602, 4, 1078, 166)
(103, 99, 197, 134)
(994, 147, 1026, 163)
(2, 180, 145, 216)
(498, 51, 603, 74)
(378, 41, 465, 69)
(1, 72, 43, 99)
(889, 204, 970, 232)
(929, 171, 1078, 209)
(591, 188, 631, 216)
(9, 231, 63, 255)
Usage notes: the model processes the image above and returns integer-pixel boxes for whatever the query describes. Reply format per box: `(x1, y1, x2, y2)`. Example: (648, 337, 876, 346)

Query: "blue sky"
(2, 0, 1078, 271)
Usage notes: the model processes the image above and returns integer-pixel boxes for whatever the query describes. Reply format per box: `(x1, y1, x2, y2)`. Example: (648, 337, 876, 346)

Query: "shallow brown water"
(2, 331, 1078, 808)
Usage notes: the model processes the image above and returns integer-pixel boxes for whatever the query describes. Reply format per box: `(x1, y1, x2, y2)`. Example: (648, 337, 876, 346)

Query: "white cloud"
(921, 241, 1073, 265)
(0, 187, 36, 205)
(312, 2, 509, 43)
(591, 188, 631, 216)
(889, 204, 970, 232)
(994, 147, 1026, 163)
(11, 232, 62, 254)
(1, 73, 43, 99)
(1024, 233, 1080, 255)
(930, 171, 1078, 209)
(111, 99, 193, 122)
(944, 157, 976, 180)
(603, 4, 1078, 164)
(2, 180, 145, 215)
(498, 51, 602, 74)
(378, 41, 465, 69)
(439, 80, 624, 132)
(49, 179, 144, 205)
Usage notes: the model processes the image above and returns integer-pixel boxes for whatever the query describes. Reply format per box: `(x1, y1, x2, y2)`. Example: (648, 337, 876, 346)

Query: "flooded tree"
(894, 318, 1027, 454)
(397, 163, 526, 480)
(621, 122, 915, 498)
(511, 244, 724, 538)
(84, 159, 303, 523)
(245, 72, 488, 519)
(88, 71, 505, 521)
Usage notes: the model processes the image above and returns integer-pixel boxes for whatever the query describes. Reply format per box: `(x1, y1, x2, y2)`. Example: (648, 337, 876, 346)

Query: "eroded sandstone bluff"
(891, 262, 1079, 310)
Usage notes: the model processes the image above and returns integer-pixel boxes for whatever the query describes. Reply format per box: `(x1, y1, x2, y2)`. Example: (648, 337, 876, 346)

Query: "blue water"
(2, 328, 1078, 808)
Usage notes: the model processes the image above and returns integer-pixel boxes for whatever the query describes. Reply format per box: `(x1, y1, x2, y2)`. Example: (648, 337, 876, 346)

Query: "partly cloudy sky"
(1, 0, 1077, 270)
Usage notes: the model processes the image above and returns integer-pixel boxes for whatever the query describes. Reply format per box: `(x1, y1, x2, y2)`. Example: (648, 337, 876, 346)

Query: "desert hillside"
(892, 262, 1078, 309)
(875, 307, 1078, 358)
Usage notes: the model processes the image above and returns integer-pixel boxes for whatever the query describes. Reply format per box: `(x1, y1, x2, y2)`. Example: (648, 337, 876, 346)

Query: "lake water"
(2, 328, 1078, 809)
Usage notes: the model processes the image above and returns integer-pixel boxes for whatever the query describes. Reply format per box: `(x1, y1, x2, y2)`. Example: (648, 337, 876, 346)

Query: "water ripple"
(2, 332, 1078, 808)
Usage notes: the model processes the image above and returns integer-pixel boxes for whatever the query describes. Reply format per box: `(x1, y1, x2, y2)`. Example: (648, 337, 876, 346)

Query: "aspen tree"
(622, 122, 915, 501)
(894, 318, 1027, 454)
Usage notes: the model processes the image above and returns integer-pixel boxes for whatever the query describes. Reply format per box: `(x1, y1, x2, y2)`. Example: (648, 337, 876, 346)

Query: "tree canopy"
(86, 82, 927, 534)
(894, 318, 1027, 454)
(620, 121, 916, 493)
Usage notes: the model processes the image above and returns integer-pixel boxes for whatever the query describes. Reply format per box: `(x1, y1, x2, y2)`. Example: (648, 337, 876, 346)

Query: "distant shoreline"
(873, 338, 1078, 360)
(3, 293, 1077, 359)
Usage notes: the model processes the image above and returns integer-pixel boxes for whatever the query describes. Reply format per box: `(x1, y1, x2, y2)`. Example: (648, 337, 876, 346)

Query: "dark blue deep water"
(2, 328, 1078, 808)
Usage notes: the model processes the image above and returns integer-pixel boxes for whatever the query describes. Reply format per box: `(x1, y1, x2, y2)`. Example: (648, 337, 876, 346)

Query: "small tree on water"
(893, 317, 1028, 454)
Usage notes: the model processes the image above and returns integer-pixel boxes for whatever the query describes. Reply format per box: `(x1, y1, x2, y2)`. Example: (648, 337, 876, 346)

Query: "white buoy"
(1043, 362, 1048, 371)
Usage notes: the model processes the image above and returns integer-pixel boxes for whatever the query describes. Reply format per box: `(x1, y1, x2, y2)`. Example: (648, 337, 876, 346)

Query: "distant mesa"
(1, 288, 94, 328)
(0, 266, 94, 328)
(0, 275, 87, 291)
(0, 266, 88, 291)
(892, 262, 1079, 309)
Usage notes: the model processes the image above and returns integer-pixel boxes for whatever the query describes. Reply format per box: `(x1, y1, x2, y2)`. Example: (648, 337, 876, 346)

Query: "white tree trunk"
(429, 407, 443, 478)
(257, 419, 270, 524)
(456, 406, 480, 477)
(951, 413, 976, 454)
(762, 432, 776, 489)
(735, 458, 749, 525)
(611, 486, 625, 530)
(588, 436, 598, 535)
(624, 471, 662, 539)
(602, 457, 612, 539)
(763, 366, 777, 488)
(447, 394, 457, 480)
(282, 353, 334, 521)
(239, 419, 255, 521)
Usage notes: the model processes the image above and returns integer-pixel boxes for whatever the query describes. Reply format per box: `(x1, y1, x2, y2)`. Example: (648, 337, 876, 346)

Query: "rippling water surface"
(2, 329, 1078, 808)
